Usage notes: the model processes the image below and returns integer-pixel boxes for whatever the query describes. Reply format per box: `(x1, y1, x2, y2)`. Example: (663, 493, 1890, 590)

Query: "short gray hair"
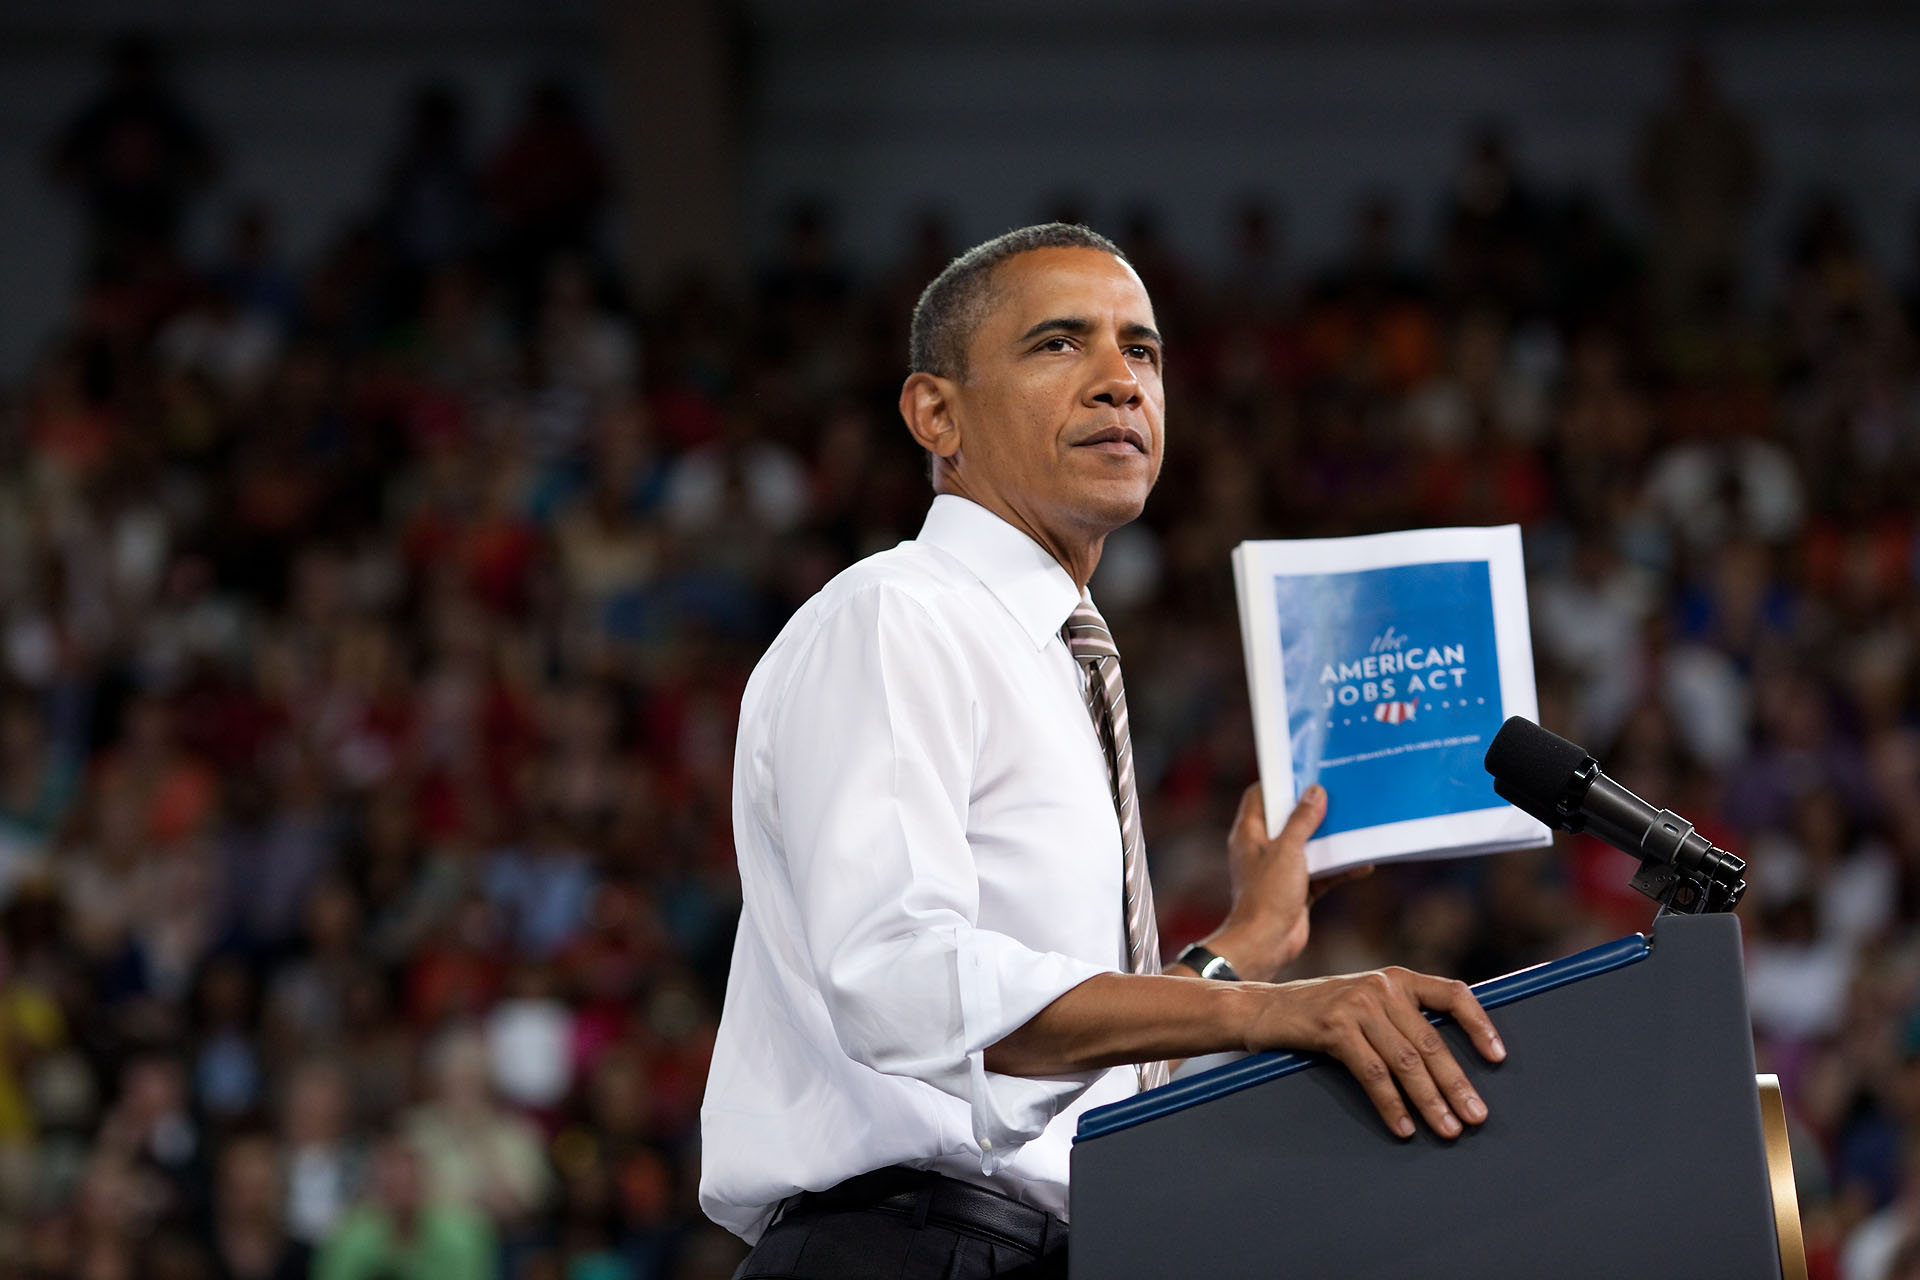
(907, 223, 1128, 379)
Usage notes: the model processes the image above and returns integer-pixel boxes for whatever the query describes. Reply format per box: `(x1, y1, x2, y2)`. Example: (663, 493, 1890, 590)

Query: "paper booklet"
(1231, 525, 1551, 875)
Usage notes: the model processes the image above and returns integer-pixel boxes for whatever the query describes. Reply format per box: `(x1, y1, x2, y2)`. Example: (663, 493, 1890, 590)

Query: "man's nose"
(1086, 343, 1143, 408)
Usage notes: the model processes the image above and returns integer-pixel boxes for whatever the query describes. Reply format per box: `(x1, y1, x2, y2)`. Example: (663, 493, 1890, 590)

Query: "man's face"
(945, 247, 1165, 543)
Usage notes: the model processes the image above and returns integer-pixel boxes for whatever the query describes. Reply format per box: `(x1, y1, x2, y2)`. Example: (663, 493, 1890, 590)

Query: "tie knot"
(1063, 602, 1118, 664)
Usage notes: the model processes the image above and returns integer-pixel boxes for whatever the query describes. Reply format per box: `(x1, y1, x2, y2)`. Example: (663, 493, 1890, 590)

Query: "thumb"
(1276, 784, 1327, 847)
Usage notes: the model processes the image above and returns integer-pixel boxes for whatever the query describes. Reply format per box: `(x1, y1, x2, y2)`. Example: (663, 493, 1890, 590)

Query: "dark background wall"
(5, 0, 1920, 376)
(0, 0, 607, 378)
(737, 0, 1920, 272)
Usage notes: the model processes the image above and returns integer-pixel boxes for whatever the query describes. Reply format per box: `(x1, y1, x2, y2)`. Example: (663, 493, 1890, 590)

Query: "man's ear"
(899, 372, 961, 461)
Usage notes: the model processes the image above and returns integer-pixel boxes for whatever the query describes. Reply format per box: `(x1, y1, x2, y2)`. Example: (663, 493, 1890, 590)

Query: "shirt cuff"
(955, 936, 1111, 1170)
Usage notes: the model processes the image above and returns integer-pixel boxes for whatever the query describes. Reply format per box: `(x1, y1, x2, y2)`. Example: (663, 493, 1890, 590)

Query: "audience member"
(44, 33, 217, 278)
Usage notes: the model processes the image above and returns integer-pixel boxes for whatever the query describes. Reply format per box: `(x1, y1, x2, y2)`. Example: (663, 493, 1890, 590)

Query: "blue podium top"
(1075, 931, 1651, 1143)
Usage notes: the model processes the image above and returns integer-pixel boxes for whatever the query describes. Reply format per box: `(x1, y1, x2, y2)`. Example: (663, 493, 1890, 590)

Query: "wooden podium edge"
(1757, 1074, 1808, 1280)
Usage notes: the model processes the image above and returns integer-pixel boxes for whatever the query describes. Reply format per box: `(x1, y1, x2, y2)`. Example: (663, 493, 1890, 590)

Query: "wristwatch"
(1173, 942, 1240, 981)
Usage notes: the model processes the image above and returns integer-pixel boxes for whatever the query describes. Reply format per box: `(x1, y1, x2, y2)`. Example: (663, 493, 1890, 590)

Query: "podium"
(1070, 914, 1797, 1280)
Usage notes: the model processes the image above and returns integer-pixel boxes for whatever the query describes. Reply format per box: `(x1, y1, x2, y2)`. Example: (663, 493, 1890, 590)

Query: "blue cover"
(1075, 932, 1651, 1143)
(1277, 560, 1505, 836)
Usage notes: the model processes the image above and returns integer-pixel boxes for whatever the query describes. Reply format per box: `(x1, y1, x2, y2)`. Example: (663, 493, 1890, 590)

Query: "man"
(701, 224, 1504, 1278)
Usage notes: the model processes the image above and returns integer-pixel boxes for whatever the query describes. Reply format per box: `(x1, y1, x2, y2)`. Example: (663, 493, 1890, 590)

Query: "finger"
(1360, 1012, 1461, 1139)
(1307, 863, 1373, 904)
(1275, 783, 1327, 848)
(1381, 995, 1486, 1128)
(1327, 1031, 1416, 1139)
(1414, 973, 1507, 1064)
(1232, 782, 1266, 840)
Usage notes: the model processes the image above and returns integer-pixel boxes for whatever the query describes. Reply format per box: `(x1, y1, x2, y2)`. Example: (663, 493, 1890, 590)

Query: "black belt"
(776, 1166, 1068, 1257)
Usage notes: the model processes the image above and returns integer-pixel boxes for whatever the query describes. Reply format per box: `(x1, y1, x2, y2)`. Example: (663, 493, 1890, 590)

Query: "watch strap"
(1173, 942, 1240, 982)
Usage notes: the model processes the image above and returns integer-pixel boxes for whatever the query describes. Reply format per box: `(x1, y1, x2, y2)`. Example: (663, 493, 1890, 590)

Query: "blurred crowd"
(4, 34, 1920, 1280)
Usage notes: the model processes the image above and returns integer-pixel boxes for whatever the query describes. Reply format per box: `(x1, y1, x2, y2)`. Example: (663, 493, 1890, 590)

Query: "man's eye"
(1039, 337, 1074, 352)
(1126, 345, 1160, 364)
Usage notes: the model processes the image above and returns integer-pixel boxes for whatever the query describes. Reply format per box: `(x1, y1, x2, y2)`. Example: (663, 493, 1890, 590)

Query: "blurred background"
(1, 0, 1919, 1277)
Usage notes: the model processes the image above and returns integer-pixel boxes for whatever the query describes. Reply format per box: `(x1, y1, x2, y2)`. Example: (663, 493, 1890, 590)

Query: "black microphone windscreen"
(1483, 716, 1591, 810)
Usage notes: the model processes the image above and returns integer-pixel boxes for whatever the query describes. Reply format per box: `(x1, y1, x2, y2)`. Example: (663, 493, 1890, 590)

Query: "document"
(1232, 525, 1551, 874)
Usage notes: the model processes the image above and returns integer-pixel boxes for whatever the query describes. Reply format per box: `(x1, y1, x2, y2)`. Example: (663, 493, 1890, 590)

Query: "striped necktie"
(1063, 601, 1170, 1092)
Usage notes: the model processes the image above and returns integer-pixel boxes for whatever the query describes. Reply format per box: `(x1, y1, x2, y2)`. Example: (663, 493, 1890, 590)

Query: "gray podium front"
(1069, 914, 1781, 1280)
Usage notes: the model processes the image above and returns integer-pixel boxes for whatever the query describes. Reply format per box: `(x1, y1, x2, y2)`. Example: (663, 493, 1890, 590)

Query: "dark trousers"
(733, 1169, 1070, 1280)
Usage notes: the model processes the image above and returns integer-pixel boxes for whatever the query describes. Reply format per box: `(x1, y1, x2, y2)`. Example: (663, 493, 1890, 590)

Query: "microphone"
(1483, 716, 1746, 914)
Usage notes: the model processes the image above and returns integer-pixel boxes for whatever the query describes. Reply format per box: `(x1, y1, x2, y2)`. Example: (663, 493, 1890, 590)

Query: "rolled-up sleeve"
(769, 585, 1109, 1165)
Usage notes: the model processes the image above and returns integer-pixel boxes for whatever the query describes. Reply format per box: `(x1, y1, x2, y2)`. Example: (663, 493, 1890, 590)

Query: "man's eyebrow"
(1014, 317, 1165, 347)
(1015, 316, 1092, 344)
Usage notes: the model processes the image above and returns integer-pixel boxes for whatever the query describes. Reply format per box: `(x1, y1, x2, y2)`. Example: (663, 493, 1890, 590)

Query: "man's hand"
(1245, 967, 1506, 1139)
(1200, 783, 1372, 982)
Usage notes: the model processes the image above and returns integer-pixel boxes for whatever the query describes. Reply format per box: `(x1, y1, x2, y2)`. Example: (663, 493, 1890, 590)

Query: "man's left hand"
(1195, 782, 1372, 983)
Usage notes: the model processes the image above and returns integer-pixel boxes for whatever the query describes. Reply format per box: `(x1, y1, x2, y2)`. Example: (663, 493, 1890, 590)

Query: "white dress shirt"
(700, 494, 1138, 1243)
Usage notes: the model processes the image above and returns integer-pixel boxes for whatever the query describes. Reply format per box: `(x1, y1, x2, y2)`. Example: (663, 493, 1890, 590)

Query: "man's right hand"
(1241, 967, 1505, 1139)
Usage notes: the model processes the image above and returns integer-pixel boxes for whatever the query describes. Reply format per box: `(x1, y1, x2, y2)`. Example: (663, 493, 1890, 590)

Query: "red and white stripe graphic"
(1373, 699, 1419, 725)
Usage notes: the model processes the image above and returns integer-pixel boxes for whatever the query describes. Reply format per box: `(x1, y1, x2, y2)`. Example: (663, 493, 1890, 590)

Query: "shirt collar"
(916, 495, 1085, 650)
